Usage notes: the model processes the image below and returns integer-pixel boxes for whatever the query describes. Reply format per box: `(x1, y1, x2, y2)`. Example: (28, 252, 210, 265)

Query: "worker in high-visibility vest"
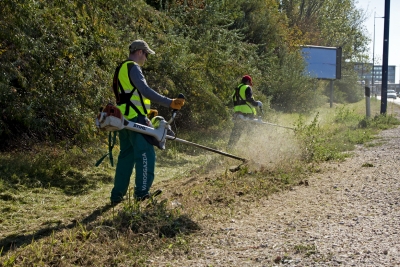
(110, 40, 185, 204)
(227, 75, 262, 148)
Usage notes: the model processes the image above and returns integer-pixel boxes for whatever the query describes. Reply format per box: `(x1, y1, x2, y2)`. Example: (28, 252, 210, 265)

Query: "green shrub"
(0, 0, 369, 151)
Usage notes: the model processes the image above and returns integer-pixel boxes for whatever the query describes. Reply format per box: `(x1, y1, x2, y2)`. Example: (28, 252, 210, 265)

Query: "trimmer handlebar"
(168, 93, 185, 124)
(167, 111, 177, 125)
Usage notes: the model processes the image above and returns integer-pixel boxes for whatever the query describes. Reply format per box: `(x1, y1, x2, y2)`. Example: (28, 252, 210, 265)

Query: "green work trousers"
(110, 119, 156, 202)
(227, 112, 259, 149)
(227, 119, 247, 149)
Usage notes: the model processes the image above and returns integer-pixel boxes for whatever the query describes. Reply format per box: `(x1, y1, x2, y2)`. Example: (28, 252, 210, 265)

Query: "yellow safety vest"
(232, 84, 256, 115)
(114, 60, 151, 120)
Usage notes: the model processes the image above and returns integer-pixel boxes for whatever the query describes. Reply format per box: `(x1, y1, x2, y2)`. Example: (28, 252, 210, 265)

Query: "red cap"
(242, 75, 253, 86)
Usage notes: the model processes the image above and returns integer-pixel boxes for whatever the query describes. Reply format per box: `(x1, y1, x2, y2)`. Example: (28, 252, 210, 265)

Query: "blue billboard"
(301, 46, 342, 80)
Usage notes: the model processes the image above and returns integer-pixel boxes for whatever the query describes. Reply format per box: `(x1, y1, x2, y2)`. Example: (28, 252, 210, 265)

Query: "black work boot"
(134, 189, 163, 202)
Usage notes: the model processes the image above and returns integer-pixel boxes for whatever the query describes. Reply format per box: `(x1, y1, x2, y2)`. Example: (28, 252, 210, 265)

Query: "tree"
(280, 0, 369, 103)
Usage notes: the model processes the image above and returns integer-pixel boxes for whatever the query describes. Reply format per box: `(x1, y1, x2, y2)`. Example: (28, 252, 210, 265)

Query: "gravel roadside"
(156, 121, 400, 266)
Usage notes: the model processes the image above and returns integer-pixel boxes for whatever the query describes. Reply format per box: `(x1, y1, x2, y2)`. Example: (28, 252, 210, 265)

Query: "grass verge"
(1, 99, 399, 266)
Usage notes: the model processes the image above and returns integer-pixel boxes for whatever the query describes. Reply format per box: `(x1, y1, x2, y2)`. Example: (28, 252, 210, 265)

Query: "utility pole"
(380, 0, 390, 114)
(373, 13, 384, 96)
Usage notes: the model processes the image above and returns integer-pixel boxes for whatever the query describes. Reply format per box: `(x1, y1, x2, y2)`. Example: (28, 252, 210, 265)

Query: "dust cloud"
(230, 122, 301, 170)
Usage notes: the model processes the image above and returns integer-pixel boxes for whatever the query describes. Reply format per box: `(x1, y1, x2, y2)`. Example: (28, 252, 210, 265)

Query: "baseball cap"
(242, 75, 253, 86)
(129, 40, 155, 55)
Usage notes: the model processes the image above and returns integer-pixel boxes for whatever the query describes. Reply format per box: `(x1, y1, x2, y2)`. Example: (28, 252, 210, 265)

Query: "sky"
(355, 0, 400, 83)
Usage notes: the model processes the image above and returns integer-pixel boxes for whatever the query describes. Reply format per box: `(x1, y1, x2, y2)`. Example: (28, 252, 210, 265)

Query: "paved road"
(375, 95, 400, 105)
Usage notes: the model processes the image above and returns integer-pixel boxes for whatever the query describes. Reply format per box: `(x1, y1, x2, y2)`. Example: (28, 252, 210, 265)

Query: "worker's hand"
(170, 98, 185, 110)
(256, 101, 263, 107)
(147, 109, 158, 118)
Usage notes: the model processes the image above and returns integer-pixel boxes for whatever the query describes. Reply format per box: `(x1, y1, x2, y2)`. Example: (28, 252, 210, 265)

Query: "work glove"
(256, 101, 263, 107)
(147, 109, 158, 119)
(170, 98, 185, 110)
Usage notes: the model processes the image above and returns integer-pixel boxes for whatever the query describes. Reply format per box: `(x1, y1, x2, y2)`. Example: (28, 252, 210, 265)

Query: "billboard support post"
(365, 86, 371, 117)
(330, 80, 334, 108)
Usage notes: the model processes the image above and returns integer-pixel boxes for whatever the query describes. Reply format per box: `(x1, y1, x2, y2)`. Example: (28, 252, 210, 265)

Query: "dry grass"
(1, 99, 400, 266)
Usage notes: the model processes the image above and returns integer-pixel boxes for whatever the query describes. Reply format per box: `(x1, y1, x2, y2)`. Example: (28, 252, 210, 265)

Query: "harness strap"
(113, 61, 148, 117)
(112, 60, 130, 103)
(127, 64, 148, 115)
(95, 131, 117, 167)
(232, 84, 256, 115)
(233, 84, 247, 106)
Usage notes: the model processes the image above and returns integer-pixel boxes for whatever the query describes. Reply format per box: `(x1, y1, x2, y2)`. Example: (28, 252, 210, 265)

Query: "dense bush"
(0, 0, 368, 151)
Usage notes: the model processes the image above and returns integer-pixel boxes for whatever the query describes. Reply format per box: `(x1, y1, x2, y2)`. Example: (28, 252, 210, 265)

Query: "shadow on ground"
(0, 203, 115, 254)
(0, 199, 200, 255)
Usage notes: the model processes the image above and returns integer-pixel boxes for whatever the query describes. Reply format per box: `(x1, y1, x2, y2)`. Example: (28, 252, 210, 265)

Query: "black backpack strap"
(112, 60, 131, 103)
(114, 61, 147, 117)
(233, 84, 247, 106)
(126, 63, 148, 115)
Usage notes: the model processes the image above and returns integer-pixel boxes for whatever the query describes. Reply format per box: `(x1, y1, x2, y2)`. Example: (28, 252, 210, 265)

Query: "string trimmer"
(235, 107, 295, 131)
(95, 94, 247, 168)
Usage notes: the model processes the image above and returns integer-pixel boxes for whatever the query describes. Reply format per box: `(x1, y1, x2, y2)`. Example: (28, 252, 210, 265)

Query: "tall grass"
(1, 99, 400, 266)
(294, 101, 400, 162)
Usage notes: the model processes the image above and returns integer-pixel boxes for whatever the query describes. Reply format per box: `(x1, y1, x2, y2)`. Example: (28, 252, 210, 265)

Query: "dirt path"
(154, 124, 400, 266)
